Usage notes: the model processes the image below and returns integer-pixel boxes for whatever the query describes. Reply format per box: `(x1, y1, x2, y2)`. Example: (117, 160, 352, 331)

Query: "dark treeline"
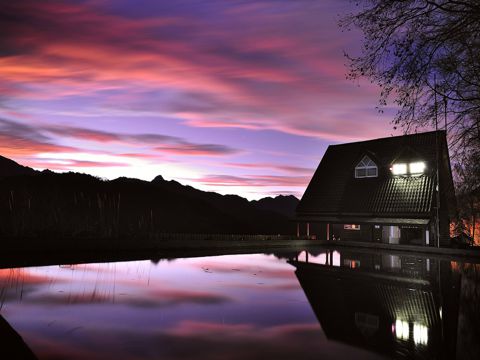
(0, 156, 298, 246)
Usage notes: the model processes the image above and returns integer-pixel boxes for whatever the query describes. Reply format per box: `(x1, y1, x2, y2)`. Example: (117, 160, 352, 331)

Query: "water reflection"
(289, 249, 480, 359)
(0, 313, 37, 359)
(0, 250, 478, 359)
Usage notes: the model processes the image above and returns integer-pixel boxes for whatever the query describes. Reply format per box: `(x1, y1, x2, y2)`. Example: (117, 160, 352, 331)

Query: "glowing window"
(392, 163, 407, 175)
(409, 162, 426, 174)
(355, 156, 378, 178)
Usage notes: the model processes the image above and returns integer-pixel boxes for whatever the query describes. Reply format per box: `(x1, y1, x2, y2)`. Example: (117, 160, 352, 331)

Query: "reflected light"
(413, 324, 428, 345)
(392, 163, 407, 175)
(332, 251, 340, 267)
(395, 319, 409, 340)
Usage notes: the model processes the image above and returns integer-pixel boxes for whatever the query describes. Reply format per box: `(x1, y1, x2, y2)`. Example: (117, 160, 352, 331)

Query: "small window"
(355, 156, 378, 178)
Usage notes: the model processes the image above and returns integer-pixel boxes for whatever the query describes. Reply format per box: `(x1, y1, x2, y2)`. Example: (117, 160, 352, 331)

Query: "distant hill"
(0, 155, 36, 177)
(0, 155, 297, 240)
(252, 195, 299, 218)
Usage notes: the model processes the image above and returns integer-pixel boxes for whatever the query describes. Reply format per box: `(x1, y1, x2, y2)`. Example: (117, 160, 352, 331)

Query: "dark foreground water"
(1, 248, 479, 359)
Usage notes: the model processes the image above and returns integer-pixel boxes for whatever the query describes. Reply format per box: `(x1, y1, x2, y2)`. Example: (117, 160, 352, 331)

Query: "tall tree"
(341, 0, 480, 156)
(341, 1, 480, 241)
(340, 0, 480, 242)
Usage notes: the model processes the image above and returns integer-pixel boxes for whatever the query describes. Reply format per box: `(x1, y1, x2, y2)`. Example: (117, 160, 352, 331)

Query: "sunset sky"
(1, 0, 398, 199)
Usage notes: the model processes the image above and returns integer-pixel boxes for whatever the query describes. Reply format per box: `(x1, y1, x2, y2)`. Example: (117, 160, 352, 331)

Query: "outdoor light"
(409, 161, 426, 174)
(392, 163, 407, 175)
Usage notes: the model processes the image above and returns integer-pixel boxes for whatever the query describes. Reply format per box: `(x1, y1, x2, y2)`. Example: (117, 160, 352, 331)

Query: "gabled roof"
(297, 131, 453, 220)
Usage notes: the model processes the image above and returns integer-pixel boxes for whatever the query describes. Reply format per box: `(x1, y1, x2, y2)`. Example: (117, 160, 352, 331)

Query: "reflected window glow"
(344, 224, 360, 230)
(413, 324, 428, 345)
(344, 259, 360, 269)
(410, 162, 426, 174)
(392, 163, 407, 175)
(395, 319, 409, 340)
(332, 251, 341, 267)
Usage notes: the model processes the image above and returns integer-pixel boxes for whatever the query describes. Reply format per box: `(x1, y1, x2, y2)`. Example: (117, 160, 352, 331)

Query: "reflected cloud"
(189, 260, 296, 279)
(20, 288, 231, 308)
(3, 253, 398, 360)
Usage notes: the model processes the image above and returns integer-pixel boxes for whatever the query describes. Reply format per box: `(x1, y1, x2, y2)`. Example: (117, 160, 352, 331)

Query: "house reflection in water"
(288, 250, 478, 359)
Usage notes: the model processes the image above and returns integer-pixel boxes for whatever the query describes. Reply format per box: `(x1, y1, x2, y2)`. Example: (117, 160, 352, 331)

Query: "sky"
(0, 0, 398, 200)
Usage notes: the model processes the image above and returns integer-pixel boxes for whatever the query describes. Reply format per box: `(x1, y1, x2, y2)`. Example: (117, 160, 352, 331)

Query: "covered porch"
(295, 216, 436, 247)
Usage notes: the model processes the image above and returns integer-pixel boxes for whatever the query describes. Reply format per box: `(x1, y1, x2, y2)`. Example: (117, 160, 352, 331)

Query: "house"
(288, 250, 461, 359)
(296, 131, 455, 247)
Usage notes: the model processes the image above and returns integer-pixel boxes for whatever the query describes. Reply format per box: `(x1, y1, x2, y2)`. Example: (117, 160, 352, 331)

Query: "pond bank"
(2, 236, 480, 269)
(311, 239, 480, 260)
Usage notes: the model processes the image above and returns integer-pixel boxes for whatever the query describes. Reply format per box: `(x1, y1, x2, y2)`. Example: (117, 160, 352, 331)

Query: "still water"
(0, 248, 479, 359)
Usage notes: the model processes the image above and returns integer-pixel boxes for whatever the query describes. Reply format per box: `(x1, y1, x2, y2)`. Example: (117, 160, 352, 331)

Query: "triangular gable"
(355, 155, 378, 178)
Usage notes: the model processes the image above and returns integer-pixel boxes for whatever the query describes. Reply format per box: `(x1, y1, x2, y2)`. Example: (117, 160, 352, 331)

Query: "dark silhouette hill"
(252, 195, 299, 218)
(0, 155, 298, 241)
(0, 155, 36, 177)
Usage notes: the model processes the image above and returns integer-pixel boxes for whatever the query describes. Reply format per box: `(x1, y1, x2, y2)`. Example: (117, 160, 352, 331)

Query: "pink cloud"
(155, 144, 239, 157)
(225, 162, 314, 175)
(26, 159, 130, 171)
(0, 0, 393, 144)
(197, 174, 310, 188)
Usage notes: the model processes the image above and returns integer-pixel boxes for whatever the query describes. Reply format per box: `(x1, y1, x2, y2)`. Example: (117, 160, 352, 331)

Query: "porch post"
(326, 223, 330, 241)
(296, 222, 300, 237)
(306, 222, 310, 237)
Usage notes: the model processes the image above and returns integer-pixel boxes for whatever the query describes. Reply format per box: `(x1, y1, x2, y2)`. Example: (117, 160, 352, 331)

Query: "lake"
(1, 248, 479, 359)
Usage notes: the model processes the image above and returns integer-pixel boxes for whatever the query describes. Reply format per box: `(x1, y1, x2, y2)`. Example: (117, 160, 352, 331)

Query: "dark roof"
(297, 131, 453, 220)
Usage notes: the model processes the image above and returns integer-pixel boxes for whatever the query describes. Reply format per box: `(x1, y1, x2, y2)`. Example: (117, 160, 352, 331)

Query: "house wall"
(298, 221, 431, 246)
(331, 224, 373, 242)
(296, 222, 328, 239)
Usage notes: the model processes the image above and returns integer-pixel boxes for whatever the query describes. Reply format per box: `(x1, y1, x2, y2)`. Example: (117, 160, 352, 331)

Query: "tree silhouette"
(341, 0, 479, 155)
(341, 1, 480, 240)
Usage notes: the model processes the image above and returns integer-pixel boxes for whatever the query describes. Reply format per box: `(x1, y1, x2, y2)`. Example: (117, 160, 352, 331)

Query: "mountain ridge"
(0, 155, 299, 238)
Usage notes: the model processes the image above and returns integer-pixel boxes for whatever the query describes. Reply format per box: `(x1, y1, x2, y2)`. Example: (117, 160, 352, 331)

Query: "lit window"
(409, 161, 426, 174)
(392, 163, 407, 175)
(344, 224, 361, 230)
(355, 156, 378, 178)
